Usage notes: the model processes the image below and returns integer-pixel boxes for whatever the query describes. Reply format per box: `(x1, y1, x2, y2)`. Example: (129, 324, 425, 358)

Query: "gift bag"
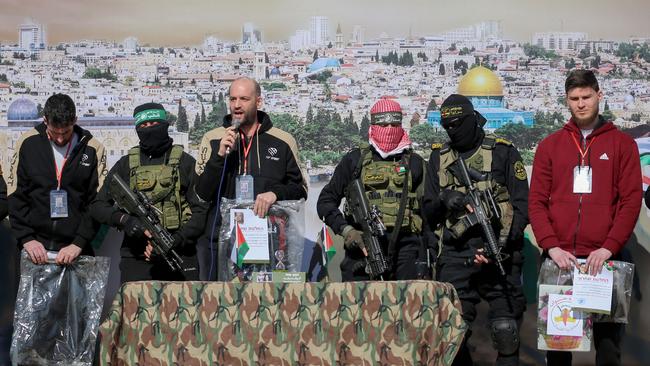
(538, 258, 634, 323)
(537, 284, 592, 351)
(10, 251, 110, 366)
(218, 199, 305, 282)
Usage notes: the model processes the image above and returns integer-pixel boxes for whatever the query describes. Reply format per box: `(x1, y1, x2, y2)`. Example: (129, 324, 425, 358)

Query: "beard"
(233, 109, 257, 128)
(571, 108, 599, 128)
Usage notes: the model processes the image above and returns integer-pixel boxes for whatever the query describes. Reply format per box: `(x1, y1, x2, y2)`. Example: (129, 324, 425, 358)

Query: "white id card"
(236, 174, 255, 203)
(50, 189, 69, 218)
(573, 166, 592, 194)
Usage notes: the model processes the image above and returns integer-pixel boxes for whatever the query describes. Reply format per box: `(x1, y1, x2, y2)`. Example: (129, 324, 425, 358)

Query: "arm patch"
(514, 160, 527, 181)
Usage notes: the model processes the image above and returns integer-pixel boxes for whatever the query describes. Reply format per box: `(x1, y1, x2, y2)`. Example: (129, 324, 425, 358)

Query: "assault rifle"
(449, 156, 509, 276)
(108, 174, 187, 273)
(345, 179, 390, 280)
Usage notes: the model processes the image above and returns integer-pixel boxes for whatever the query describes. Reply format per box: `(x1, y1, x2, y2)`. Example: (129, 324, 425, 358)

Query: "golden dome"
(457, 66, 504, 97)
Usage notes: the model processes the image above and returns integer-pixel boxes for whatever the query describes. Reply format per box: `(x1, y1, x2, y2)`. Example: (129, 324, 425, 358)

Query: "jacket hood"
(36, 122, 93, 138)
(35, 122, 93, 149)
(563, 115, 615, 139)
(222, 111, 273, 134)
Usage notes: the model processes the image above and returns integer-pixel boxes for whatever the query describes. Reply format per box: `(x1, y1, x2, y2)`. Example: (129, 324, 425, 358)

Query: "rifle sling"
(387, 152, 410, 261)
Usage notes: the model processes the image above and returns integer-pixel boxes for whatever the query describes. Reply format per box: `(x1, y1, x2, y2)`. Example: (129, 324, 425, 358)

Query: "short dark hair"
(43, 93, 76, 127)
(565, 69, 599, 93)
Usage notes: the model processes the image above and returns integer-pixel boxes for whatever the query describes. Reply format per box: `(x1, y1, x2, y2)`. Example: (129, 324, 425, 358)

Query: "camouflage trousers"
(99, 280, 467, 365)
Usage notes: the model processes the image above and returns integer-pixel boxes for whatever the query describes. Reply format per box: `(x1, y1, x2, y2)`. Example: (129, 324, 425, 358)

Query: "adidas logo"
(600, 153, 609, 160)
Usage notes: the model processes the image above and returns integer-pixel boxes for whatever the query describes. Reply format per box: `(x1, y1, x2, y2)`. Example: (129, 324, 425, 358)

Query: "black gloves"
(440, 189, 469, 213)
(117, 214, 146, 239)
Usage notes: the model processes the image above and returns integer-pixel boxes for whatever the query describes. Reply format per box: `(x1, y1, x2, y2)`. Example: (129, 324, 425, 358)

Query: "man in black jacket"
(195, 77, 308, 280)
(91, 103, 206, 282)
(317, 99, 436, 281)
(8, 93, 106, 265)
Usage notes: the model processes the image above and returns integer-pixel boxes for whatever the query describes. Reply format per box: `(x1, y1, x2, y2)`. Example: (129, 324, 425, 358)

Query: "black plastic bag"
(10, 251, 110, 365)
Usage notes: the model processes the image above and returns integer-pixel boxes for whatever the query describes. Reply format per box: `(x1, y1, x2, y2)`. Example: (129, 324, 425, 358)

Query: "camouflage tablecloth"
(99, 280, 467, 365)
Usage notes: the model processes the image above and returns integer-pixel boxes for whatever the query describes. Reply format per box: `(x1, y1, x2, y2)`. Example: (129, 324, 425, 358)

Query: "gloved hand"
(440, 189, 468, 212)
(341, 225, 365, 251)
(118, 214, 146, 239)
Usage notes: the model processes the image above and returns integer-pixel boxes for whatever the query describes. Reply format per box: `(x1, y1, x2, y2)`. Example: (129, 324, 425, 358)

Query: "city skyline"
(1, 0, 649, 46)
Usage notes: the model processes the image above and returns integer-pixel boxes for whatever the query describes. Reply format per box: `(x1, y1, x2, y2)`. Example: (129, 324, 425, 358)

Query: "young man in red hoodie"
(529, 69, 642, 366)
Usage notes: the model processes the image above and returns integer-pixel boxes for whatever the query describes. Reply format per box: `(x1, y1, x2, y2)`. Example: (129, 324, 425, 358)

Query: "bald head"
(228, 77, 263, 127)
(229, 77, 262, 97)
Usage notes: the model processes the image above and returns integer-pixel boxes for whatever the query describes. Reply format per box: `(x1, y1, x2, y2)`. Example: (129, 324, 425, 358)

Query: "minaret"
(335, 23, 344, 49)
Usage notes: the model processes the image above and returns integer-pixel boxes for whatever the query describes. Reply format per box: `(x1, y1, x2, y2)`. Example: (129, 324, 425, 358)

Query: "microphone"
(225, 119, 242, 155)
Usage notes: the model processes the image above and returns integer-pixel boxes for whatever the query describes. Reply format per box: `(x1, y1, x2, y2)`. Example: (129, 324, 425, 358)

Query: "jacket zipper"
(49, 134, 88, 246)
(572, 133, 587, 257)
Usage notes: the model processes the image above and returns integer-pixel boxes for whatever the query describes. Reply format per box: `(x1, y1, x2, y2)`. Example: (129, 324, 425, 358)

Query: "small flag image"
(230, 222, 249, 268)
(321, 222, 336, 264)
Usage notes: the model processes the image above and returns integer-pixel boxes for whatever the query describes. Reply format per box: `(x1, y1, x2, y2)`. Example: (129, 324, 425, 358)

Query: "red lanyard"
(240, 125, 258, 174)
(53, 140, 73, 190)
(570, 133, 596, 166)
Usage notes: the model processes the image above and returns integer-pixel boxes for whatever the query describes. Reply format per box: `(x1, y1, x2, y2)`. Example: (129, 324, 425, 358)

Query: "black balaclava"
(133, 102, 173, 157)
(137, 122, 172, 157)
(440, 94, 485, 153)
(446, 113, 485, 153)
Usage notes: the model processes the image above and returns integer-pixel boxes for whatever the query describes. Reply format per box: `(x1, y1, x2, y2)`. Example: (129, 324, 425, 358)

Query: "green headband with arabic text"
(134, 109, 167, 126)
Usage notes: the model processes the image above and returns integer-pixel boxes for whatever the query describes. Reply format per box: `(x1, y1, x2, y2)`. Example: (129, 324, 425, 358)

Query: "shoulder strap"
(168, 145, 184, 167)
(353, 144, 373, 180)
(387, 151, 411, 260)
(128, 147, 140, 190)
(128, 147, 140, 169)
(440, 142, 451, 155)
(481, 134, 497, 150)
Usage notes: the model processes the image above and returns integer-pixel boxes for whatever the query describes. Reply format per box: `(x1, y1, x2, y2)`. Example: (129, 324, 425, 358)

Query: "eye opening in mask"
(442, 116, 464, 130)
(373, 120, 403, 127)
(442, 111, 482, 130)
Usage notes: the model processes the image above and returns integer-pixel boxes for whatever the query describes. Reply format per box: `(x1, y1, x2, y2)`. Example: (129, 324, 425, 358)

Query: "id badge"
(236, 175, 255, 203)
(50, 189, 69, 218)
(573, 166, 592, 194)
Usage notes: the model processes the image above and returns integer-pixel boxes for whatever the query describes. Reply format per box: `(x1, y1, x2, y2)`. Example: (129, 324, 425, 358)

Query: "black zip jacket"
(90, 145, 208, 254)
(8, 123, 106, 250)
(195, 111, 308, 203)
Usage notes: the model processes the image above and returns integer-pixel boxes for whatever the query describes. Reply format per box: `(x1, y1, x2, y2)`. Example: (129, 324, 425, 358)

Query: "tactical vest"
(436, 135, 514, 243)
(355, 145, 423, 233)
(128, 145, 191, 231)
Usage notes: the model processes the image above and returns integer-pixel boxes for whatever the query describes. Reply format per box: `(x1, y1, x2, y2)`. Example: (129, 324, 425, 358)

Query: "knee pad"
(490, 318, 519, 356)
